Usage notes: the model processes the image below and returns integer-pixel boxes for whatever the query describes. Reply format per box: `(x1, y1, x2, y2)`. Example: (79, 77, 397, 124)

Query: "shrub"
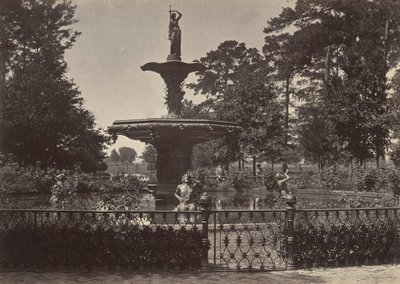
(389, 141, 400, 168)
(291, 171, 320, 189)
(224, 170, 253, 192)
(191, 167, 218, 192)
(94, 175, 141, 210)
(387, 170, 400, 198)
(320, 167, 352, 191)
(213, 169, 250, 192)
(0, 156, 56, 194)
(263, 169, 279, 192)
(0, 218, 202, 269)
(294, 222, 400, 266)
(352, 168, 390, 192)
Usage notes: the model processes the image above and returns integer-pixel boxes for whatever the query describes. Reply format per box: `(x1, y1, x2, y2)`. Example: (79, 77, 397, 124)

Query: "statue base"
(167, 54, 181, 61)
(154, 183, 179, 210)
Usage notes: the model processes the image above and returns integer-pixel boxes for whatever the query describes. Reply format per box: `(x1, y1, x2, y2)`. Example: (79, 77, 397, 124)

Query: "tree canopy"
(187, 40, 285, 164)
(140, 144, 156, 171)
(183, 0, 400, 169)
(118, 147, 137, 164)
(1, 0, 109, 172)
(3, 0, 400, 172)
(109, 149, 120, 163)
(264, 0, 400, 167)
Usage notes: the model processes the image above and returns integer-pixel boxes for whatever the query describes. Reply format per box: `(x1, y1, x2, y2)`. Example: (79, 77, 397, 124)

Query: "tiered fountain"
(109, 9, 241, 208)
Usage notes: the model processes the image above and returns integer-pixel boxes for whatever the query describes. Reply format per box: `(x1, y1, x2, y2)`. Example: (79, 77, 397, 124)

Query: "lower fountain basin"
(109, 118, 242, 209)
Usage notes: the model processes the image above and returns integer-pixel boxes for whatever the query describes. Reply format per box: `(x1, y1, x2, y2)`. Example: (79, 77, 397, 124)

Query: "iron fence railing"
(209, 209, 287, 271)
(0, 209, 202, 269)
(1, 195, 400, 271)
(294, 207, 400, 267)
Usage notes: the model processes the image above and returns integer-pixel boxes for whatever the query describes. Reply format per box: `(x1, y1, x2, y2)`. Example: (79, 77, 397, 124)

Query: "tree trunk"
(271, 156, 274, 172)
(324, 45, 331, 83)
(284, 77, 290, 145)
(318, 156, 322, 171)
(252, 156, 256, 176)
(384, 18, 389, 65)
(349, 157, 353, 178)
(0, 8, 6, 152)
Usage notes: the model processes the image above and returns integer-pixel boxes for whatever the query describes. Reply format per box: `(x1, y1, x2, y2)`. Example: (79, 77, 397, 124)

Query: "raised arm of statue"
(172, 10, 182, 21)
(169, 10, 182, 28)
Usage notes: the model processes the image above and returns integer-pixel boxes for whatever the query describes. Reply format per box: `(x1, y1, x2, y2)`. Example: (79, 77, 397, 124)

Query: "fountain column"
(156, 141, 193, 185)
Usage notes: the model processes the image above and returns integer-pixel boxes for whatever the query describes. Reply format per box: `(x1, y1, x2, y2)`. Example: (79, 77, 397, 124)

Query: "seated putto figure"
(175, 171, 200, 211)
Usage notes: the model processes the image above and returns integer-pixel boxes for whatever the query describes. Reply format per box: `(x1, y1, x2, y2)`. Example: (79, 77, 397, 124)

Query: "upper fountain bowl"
(110, 118, 241, 145)
(140, 61, 206, 75)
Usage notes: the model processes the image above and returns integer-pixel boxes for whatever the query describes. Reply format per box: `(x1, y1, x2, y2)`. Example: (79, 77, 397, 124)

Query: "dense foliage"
(0, 155, 143, 210)
(180, 1, 400, 169)
(118, 147, 137, 164)
(0, 221, 202, 269)
(140, 144, 157, 171)
(187, 40, 285, 165)
(263, 0, 400, 167)
(0, 155, 55, 195)
(1, 0, 109, 172)
(294, 222, 400, 267)
(46, 172, 143, 210)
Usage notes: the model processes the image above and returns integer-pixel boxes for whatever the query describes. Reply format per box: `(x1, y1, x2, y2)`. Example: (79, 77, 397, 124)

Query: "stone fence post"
(199, 192, 211, 268)
(285, 191, 297, 270)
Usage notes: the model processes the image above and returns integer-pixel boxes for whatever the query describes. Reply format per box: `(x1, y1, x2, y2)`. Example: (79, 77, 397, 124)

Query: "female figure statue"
(276, 163, 291, 197)
(168, 9, 182, 58)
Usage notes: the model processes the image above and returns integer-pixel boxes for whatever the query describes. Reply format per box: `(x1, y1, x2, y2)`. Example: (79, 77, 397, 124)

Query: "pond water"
(2, 187, 395, 210)
(1, 192, 156, 210)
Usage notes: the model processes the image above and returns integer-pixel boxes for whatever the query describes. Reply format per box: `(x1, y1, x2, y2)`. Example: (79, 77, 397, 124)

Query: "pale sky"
(65, 0, 291, 156)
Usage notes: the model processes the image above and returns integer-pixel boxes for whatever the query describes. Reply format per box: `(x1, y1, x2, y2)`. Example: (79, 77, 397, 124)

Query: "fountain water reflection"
(216, 199, 222, 210)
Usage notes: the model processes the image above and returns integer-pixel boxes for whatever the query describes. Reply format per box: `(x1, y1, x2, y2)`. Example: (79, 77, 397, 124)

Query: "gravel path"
(1, 264, 399, 284)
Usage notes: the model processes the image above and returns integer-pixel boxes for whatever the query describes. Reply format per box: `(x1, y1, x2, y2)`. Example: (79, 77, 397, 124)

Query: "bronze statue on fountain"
(110, 8, 241, 209)
(140, 9, 206, 118)
(168, 8, 182, 61)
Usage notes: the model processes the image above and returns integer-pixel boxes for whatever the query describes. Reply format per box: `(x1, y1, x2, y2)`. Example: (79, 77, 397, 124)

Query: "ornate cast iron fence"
(206, 194, 400, 271)
(1, 197, 400, 271)
(209, 209, 288, 271)
(294, 207, 400, 267)
(0, 209, 202, 269)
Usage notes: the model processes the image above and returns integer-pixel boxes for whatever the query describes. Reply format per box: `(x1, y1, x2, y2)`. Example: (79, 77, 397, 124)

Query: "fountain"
(109, 8, 242, 208)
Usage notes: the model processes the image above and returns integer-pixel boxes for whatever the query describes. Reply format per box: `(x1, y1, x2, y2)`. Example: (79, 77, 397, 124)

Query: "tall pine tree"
(264, 0, 400, 167)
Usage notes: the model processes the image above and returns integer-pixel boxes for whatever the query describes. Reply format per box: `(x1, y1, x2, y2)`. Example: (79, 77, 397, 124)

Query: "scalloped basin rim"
(112, 118, 241, 127)
(110, 118, 242, 144)
(140, 60, 206, 73)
